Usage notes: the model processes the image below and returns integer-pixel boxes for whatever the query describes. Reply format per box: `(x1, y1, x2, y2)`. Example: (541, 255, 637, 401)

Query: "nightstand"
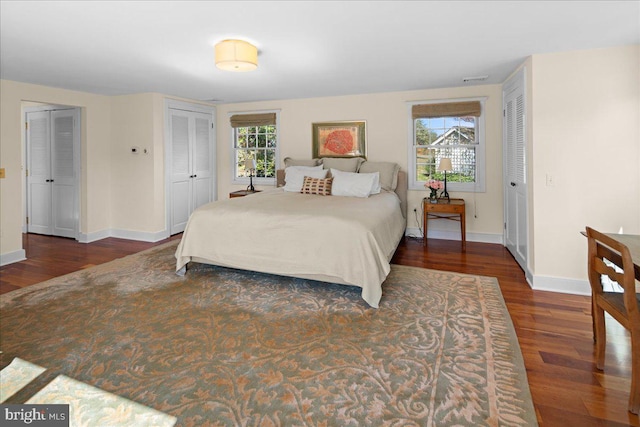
(229, 190, 262, 198)
(423, 198, 466, 251)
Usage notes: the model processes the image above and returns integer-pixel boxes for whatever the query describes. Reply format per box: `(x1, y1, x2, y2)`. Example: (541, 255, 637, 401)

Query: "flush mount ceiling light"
(215, 39, 258, 72)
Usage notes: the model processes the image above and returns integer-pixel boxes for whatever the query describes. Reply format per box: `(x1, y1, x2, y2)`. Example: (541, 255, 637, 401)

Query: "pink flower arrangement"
(425, 179, 444, 191)
(425, 179, 443, 199)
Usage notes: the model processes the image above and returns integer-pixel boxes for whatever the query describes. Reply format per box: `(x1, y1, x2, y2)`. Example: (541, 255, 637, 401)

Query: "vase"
(429, 197, 438, 204)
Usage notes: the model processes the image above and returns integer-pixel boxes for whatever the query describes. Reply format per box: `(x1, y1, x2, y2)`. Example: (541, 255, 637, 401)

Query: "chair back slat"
(587, 227, 639, 320)
(593, 257, 626, 285)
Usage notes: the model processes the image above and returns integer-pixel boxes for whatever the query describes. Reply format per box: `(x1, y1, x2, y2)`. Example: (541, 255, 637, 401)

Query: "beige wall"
(110, 93, 210, 237)
(110, 93, 166, 235)
(0, 80, 112, 257)
(217, 84, 505, 240)
(2, 45, 637, 294)
(0, 80, 216, 260)
(529, 45, 640, 289)
(0, 80, 505, 260)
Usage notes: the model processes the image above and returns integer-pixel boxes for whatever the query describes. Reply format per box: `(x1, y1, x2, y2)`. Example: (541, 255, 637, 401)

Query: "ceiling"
(1, 1, 638, 104)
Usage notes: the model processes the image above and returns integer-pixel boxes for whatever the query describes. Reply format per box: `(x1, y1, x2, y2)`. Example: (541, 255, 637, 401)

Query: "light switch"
(0, 168, 5, 179)
(545, 173, 555, 187)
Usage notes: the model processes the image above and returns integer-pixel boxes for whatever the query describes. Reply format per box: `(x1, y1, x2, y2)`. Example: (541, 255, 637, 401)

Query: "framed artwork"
(312, 121, 366, 158)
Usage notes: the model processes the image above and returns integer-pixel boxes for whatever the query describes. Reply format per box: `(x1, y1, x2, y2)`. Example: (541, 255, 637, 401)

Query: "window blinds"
(412, 101, 482, 119)
(229, 113, 277, 128)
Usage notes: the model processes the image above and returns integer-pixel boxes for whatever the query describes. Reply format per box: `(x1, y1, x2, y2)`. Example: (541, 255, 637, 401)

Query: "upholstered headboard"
(395, 170, 408, 219)
(276, 169, 408, 219)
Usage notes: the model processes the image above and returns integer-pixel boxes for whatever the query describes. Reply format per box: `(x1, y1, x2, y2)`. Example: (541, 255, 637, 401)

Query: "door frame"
(502, 67, 531, 282)
(163, 99, 216, 238)
(24, 104, 81, 240)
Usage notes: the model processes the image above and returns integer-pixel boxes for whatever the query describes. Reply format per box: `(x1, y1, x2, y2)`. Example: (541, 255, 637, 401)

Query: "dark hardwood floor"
(1, 233, 638, 426)
(0, 233, 182, 294)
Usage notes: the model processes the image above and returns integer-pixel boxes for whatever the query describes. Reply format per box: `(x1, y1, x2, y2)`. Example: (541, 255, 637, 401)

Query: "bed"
(175, 164, 407, 308)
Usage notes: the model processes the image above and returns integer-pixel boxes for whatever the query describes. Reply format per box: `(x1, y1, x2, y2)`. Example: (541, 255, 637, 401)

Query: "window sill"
(409, 183, 485, 193)
(232, 177, 276, 186)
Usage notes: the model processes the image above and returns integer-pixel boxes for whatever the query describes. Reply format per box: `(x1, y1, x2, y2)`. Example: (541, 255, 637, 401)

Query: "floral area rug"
(0, 241, 537, 426)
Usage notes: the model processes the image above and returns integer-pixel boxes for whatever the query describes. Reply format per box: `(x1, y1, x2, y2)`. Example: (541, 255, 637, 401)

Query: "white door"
(168, 109, 214, 235)
(503, 68, 528, 273)
(50, 110, 78, 238)
(192, 113, 213, 210)
(27, 108, 79, 238)
(27, 111, 52, 235)
(169, 110, 192, 234)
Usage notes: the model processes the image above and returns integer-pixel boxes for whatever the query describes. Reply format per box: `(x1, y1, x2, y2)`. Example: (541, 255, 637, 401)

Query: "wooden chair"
(586, 226, 640, 414)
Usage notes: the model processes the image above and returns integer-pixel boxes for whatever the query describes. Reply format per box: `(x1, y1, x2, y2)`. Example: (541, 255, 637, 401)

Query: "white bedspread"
(175, 188, 406, 307)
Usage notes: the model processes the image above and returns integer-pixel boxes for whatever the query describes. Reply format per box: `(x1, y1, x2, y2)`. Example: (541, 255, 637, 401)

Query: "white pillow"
(368, 171, 381, 195)
(283, 165, 327, 192)
(330, 168, 378, 198)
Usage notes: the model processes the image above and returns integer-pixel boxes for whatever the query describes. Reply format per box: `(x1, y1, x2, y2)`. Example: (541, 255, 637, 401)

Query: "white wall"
(216, 84, 505, 242)
(529, 45, 640, 292)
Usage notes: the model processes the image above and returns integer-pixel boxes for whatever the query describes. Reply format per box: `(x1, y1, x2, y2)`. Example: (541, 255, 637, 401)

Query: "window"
(231, 112, 279, 184)
(409, 99, 485, 192)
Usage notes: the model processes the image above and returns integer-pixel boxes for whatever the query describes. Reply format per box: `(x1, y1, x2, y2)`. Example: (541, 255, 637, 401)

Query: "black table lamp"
(244, 158, 257, 192)
(437, 157, 453, 201)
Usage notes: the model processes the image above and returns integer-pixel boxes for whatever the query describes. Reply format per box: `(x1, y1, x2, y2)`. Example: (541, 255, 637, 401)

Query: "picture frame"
(312, 121, 366, 158)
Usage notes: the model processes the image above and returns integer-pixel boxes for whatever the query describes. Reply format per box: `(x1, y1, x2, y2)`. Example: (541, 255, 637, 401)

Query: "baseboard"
(404, 227, 504, 245)
(79, 229, 169, 243)
(78, 229, 112, 243)
(0, 249, 26, 266)
(531, 275, 591, 296)
(109, 229, 169, 243)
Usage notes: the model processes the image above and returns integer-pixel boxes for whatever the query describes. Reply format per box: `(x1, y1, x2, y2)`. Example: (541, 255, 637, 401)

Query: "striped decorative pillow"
(300, 176, 333, 196)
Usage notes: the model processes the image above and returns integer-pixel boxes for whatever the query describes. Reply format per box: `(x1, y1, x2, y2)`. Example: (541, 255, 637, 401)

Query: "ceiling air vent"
(462, 75, 489, 83)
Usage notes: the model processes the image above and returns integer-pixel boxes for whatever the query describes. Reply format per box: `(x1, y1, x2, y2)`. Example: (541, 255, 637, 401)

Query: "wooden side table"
(229, 190, 262, 198)
(423, 198, 466, 251)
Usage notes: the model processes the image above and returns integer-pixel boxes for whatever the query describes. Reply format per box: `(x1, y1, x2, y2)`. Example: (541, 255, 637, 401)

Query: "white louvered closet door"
(27, 111, 52, 235)
(51, 110, 77, 238)
(169, 109, 214, 235)
(503, 69, 528, 273)
(27, 109, 78, 238)
(192, 113, 213, 211)
(170, 111, 192, 234)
